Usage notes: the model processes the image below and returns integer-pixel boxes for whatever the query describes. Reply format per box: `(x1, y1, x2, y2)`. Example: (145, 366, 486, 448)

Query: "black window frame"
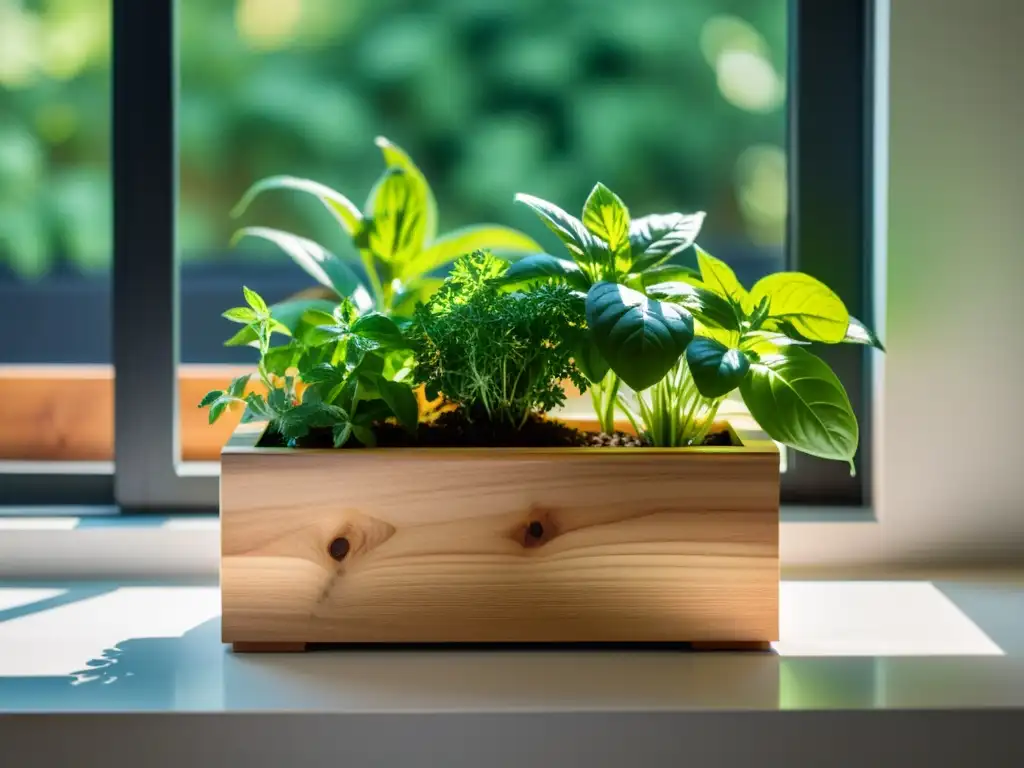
(0, 0, 878, 511)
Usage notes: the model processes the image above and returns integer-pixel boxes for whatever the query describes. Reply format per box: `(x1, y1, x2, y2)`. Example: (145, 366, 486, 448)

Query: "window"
(3, 0, 877, 511)
(0, 0, 113, 504)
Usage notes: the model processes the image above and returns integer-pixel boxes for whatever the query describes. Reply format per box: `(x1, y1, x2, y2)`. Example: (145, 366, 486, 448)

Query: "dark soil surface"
(260, 410, 734, 450)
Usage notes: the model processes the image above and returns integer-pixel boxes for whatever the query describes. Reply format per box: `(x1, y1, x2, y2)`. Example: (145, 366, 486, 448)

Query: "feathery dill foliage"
(410, 250, 588, 428)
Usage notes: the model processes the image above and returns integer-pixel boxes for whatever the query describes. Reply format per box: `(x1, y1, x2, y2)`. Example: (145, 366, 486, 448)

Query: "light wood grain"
(221, 421, 780, 646)
(0, 365, 253, 461)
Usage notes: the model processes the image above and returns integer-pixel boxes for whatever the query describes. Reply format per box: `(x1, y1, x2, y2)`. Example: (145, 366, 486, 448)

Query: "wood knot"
(328, 537, 350, 561)
(520, 507, 558, 548)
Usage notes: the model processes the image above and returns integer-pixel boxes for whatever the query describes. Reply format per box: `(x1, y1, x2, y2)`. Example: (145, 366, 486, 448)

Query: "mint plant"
(200, 287, 419, 447)
(228, 136, 543, 335)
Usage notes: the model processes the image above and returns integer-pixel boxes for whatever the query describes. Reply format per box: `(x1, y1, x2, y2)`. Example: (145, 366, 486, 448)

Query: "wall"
(881, 0, 1024, 564)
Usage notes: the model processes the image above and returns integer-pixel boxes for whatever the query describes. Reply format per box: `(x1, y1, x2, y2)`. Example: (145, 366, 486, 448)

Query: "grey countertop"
(1, 578, 1023, 713)
(2, 578, 1024, 767)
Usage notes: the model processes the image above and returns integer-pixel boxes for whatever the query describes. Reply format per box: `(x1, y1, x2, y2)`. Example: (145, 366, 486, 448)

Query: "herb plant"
(507, 184, 884, 467)
(229, 136, 543, 329)
(503, 183, 704, 432)
(408, 250, 587, 429)
(200, 287, 419, 447)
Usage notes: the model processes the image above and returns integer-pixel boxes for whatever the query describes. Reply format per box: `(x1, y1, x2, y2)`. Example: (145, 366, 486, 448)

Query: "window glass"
(178, 0, 787, 363)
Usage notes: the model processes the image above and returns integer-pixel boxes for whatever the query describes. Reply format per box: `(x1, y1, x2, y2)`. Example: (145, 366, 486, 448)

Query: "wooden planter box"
(221, 420, 780, 651)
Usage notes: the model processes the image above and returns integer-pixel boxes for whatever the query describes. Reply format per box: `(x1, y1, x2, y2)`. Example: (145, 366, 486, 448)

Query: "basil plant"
(229, 136, 543, 340)
(506, 183, 884, 469)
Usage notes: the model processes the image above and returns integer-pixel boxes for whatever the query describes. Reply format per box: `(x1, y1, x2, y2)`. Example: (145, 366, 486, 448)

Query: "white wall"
(879, 0, 1024, 564)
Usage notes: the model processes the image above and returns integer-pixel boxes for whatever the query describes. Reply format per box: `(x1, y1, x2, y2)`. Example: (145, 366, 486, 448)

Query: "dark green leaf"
(571, 331, 610, 384)
(685, 338, 750, 398)
(227, 374, 250, 398)
(198, 390, 222, 408)
(222, 307, 258, 324)
(378, 379, 419, 433)
(582, 183, 630, 276)
(209, 399, 228, 424)
(351, 424, 377, 447)
(585, 281, 693, 392)
(644, 280, 740, 331)
(351, 312, 407, 348)
(498, 253, 591, 291)
(242, 393, 273, 423)
(266, 388, 291, 413)
(629, 212, 705, 271)
(739, 346, 858, 467)
(748, 272, 849, 343)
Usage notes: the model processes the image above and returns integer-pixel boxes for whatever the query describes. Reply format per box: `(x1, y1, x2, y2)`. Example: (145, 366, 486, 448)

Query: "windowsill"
(1, 578, 1022, 715)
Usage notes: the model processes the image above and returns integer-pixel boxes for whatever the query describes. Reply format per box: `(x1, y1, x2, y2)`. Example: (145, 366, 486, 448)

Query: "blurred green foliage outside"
(0, 0, 786, 279)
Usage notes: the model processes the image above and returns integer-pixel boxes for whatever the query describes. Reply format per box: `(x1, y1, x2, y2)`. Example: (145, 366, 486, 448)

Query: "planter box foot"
(689, 641, 773, 652)
(232, 642, 307, 653)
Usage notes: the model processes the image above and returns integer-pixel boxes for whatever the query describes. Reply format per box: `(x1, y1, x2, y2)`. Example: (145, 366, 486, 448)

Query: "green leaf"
(378, 379, 419, 433)
(230, 175, 362, 236)
(392, 278, 444, 317)
(242, 286, 268, 316)
(685, 338, 750, 398)
(843, 316, 885, 351)
(350, 312, 407, 348)
(748, 272, 849, 343)
(695, 247, 748, 307)
(399, 225, 543, 282)
(498, 253, 591, 291)
(198, 390, 222, 408)
(375, 136, 437, 244)
(209, 399, 229, 424)
(640, 264, 702, 287)
(514, 193, 602, 270)
(242, 393, 274, 423)
(332, 422, 352, 448)
(585, 281, 694, 392)
(232, 227, 372, 310)
(364, 167, 427, 267)
(571, 331, 610, 384)
(644, 281, 740, 331)
(739, 345, 858, 467)
(629, 212, 706, 271)
(351, 424, 377, 448)
(222, 307, 258, 324)
(582, 183, 631, 276)
(263, 345, 299, 376)
(227, 374, 250, 399)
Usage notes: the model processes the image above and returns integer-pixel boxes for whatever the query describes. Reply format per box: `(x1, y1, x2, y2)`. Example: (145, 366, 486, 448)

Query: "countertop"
(2, 578, 1023, 766)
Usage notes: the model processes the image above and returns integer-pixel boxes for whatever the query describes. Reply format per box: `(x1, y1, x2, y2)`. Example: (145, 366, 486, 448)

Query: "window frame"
(1, 0, 880, 513)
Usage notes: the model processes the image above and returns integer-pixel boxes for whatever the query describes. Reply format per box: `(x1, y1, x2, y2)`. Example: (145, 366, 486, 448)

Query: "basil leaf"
(695, 246, 748, 308)
(498, 253, 591, 291)
(748, 272, 849, 343)
(585, 281, 693, 392)
(629, 212, 705, 271)
(582, 183, 631, 276)
(685, 337, 750, 398)
(739, 346, 858, 468)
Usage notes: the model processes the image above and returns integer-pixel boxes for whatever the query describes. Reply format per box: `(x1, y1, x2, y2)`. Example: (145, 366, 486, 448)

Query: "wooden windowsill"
(0, 365, 252, 462)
